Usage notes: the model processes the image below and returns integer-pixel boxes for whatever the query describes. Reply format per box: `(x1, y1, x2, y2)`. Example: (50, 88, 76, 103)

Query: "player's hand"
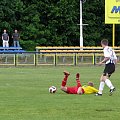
(98, 62, 103, 66)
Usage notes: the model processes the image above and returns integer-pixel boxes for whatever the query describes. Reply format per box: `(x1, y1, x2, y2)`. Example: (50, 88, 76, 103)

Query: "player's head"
(101, 39, 108, 48)
(15, 29, 18, 33)
(4, 29, 6, 33)
(88, 81, 94, 87)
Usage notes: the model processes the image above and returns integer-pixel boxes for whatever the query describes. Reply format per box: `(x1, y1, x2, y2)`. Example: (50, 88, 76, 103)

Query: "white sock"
(105, 79, 114, 89)
(98, 81, 105, 94)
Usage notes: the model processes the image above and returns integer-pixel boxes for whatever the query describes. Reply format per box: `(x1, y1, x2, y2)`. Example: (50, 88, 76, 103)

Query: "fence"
(0, 52, 120, 66)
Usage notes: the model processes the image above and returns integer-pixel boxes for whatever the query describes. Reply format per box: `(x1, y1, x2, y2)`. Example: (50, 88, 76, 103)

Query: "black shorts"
(103, 63, 115, 77)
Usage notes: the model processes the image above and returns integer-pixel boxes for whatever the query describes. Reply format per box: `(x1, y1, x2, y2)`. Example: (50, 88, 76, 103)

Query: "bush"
(20, 40, 36, 51)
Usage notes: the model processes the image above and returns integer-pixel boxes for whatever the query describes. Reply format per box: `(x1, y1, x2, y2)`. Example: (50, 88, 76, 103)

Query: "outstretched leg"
(96, 73, 115, 96)
(76, 73, 82, 88)
(76, 73, 84, 94)
(61, 71, 70, 92)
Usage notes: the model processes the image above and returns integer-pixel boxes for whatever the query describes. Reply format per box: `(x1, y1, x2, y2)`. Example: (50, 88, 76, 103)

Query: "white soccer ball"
(49, 86, 57, 93)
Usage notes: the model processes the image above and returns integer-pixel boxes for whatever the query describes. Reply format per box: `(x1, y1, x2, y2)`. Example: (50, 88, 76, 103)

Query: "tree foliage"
(0, 0, 119, 50)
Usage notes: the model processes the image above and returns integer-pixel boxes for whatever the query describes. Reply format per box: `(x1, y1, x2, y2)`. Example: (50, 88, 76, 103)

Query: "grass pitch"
(0, 66, 120, 120)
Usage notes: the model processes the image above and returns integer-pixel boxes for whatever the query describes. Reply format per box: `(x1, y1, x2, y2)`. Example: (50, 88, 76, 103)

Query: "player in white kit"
(95, 39, 117, 96)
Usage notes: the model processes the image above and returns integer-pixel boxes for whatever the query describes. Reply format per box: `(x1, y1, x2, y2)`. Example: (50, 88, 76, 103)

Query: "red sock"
(76, 79, 82, 88)
(61, 75, 68, 87)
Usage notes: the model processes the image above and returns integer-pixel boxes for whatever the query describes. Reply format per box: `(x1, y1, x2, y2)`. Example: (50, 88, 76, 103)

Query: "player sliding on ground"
(61, 71, 98, 95)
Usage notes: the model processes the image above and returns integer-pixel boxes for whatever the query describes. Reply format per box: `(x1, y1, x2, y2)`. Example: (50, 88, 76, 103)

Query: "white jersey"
(103, 46, 117, 64)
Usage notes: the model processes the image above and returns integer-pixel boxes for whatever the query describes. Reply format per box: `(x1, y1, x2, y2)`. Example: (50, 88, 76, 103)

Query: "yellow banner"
(105, 0, 120, 24)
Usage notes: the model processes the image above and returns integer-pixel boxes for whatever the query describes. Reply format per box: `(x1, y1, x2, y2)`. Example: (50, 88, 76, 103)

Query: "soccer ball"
(49, 86, 57, 93)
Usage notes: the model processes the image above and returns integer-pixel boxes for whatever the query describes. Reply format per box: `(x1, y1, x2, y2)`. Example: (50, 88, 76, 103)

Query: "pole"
(112, 24, 115, 48)
(80, 0, 83, 48)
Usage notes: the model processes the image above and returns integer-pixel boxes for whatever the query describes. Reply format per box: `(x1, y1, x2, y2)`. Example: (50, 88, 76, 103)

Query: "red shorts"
(67, 86, 78, 94)
(66, 86, 84, 94)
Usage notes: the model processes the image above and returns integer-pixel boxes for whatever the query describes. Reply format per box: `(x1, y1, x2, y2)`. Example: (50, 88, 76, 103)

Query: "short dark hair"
(88, 81, 94, 87)
(101, 39, 108, 46)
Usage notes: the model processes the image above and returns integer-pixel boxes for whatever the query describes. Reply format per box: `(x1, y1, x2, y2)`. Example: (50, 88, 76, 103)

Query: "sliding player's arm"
(90, 87, 98, 93)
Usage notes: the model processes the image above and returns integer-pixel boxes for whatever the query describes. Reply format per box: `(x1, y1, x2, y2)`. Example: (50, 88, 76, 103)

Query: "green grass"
(0, 66, 120, 120)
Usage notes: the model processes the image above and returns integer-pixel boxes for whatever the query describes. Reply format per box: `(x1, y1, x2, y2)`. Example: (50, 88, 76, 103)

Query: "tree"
(0, 0, 24, 45)
(0, 0, 119, 50)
